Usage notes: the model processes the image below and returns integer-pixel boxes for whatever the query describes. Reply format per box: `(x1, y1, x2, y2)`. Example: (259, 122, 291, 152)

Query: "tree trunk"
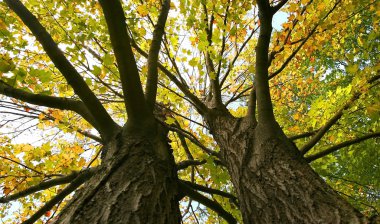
(206, 111, 367, 224)
(54, 126, 181, 224)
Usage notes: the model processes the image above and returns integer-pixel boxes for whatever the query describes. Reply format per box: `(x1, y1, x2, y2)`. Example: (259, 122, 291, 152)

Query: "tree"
(0, 0, 379, 223)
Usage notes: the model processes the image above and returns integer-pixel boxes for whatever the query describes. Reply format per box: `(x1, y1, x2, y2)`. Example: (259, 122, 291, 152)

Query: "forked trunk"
(55, 127, 180, 224)
(207, 111, 367, 224)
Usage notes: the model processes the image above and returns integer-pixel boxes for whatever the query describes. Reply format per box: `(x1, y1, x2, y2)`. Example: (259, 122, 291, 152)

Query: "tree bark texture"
(54, 126, 180, 224)
(206, 110, 367, 224)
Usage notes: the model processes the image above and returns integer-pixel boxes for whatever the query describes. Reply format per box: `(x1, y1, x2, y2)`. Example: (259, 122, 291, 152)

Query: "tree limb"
(270, 0, 339, 78)
(254, 0, 276, 125)
(21, 168, 96, 224)
(0, 170, 88, 203)
(0, 155, 42, 176)
(271, 0, 289, 14)
(166, 124, 220, 158)
(177, 160, 206, 170)
(300, 74, 379, 154)
(300, 93, 360, 154)
(289, 129, 319, 141)
(180, 180, 238, 205)
(305, 132, 380, 162)
(0, 81, 98, 130)
(178, 181, 237, 224)
(98, 0, 150, 123)
(145, 0, 171, 112)
(202, 4, 223, 107)
(131, 42, 209, 114)
(4, 0, 119, 141)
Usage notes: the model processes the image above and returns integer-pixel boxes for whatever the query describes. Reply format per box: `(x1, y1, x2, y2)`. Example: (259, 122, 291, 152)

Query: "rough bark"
(54, 124, 180, 224)
(206, 110, 367, 224)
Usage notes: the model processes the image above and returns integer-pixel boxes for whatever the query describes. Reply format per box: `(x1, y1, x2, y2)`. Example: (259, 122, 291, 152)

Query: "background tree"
(0, 0, 379, 223)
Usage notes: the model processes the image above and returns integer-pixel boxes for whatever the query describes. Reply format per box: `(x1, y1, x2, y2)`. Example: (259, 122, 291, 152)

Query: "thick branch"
(305, 132, 380, 162)
(22, 168, 96, 224)
(255, 0, 276, 125)
(0, 81, 98, 130)
(178, 181, 237, 224)
(0, 170, 85, 203)
(145, 0, 170, 112)
(98, 0, 150, 123)
(5, 0, 118, 141)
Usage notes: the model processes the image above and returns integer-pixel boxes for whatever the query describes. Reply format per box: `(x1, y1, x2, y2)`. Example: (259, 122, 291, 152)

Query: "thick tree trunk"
(54, 126, 180, 224)
(206, 111, 367, 224)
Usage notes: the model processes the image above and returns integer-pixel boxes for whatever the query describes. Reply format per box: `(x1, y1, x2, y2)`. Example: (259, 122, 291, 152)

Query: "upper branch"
(4, 0, 118, 141)
(300, 75, 380, 154)
(131, 42, 209, 114)
(145, 0, 171, 112)
(271, 0, 289, 14)
(300, 93, 360, 154)
(202, 4, 223, 108)
(0, 81, 98, 130)
(98, 0, 150, 123)
(254, 0, 276, 125)
(305, 132, 380, 162)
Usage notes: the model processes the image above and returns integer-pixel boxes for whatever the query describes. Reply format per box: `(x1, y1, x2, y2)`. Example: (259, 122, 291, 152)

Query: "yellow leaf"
(0, 19, 7, 31)
(170, 2, 176, 9)
(165, 117, 175, 125)
(3, 187, 11, 195)
(137, 5, 149, 17)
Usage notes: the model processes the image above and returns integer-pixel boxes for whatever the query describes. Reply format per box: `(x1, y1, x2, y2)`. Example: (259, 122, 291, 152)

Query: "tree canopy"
(0, 0, 379, 223)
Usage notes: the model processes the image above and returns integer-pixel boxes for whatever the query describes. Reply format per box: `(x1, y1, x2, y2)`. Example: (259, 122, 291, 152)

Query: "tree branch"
(166, 124, 220, 158)
(145, 0, 171, 112)
(0, 170, 89, 203)
(0, 155, 42, 176)
(0, 81, 98, 130)
(21, 168, 96, 224)
(202, 4, 223, 108)
(177, 160, 206, 170)
(180, 180, 238, 205)
(288, 129, 318, 141)
(254, 0, 276, 125)
(300, 93, 360, 154)
(300, 73, 379, 154)
(5, 0, 119, 141)
(305, 132, 380, 162)
(98, 0, 150, 123)
(271, 0, 289, 14)
(131, 42, 209, 114)
(178, 181, 237, 224)
(270, 1, 339, 78)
